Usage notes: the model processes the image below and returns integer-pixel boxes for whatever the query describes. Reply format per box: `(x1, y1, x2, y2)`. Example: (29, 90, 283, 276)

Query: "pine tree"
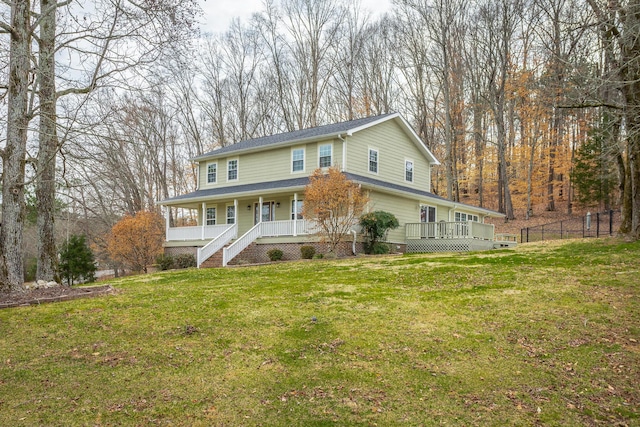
(59, 235, 97, 286)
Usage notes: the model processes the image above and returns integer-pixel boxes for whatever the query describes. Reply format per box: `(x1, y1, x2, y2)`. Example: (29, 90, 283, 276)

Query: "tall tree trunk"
(0, 0, 31, 293)
(36, 0, 59, 282)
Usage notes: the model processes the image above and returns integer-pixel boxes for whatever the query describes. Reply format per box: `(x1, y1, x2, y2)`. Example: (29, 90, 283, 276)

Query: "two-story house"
(158, 112, 507, 267)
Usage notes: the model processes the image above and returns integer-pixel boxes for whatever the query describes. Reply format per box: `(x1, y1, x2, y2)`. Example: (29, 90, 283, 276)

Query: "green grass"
(1, 238, 639, 426)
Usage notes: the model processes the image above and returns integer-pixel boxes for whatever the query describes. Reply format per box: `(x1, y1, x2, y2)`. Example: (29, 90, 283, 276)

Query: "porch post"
(201, 202, 206, 240)
(259, 196, 263, 223)
(165, 207, 170, 241)
(234, 199, 238, 224)
(293, 193, 298, 236)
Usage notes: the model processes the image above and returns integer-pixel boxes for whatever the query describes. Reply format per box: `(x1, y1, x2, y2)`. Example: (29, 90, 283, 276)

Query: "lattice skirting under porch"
(406, 238, 495, 253)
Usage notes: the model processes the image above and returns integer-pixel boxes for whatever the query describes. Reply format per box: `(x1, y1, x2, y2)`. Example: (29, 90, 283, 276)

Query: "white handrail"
(223, 223, 262, 267)
(197, 224, 237, 267)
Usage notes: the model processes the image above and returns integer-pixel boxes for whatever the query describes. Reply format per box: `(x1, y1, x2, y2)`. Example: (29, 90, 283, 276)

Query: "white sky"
(199, 0, 393, 34)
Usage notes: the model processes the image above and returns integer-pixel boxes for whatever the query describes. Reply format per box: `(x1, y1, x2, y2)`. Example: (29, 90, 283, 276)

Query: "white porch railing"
(167, 224, 233, 241)
(223, 223, 262, 267)
(405, 221, 495, 241)
(197, 224, 238, 267)
(221, 219, 318, 266)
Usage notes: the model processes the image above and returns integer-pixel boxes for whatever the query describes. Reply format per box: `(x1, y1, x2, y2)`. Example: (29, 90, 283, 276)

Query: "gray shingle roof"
(159, 171, 503, 217)
(192, 112, 398, 161)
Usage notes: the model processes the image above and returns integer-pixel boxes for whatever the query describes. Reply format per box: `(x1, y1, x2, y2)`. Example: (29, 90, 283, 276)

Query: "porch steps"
(199, 241, 259, 268)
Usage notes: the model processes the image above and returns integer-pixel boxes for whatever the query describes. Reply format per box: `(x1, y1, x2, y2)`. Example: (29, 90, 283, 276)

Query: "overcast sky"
(200, 0, 393, 34)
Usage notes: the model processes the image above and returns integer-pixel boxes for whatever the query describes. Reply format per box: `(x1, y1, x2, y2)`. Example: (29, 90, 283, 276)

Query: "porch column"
(259, 196, 263, 223)
(165, 207, 170, 241)
(293, 193, 298, 237)
(234, 199, 238, 224)
(201, 202, 206, 240)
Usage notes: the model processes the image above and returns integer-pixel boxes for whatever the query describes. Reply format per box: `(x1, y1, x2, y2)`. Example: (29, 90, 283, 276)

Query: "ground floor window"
(291, 200, 303, 220)
(420, 205, 436, 222)
(226, 205, 235, 224)
(206, 207, 216, 225)
(455, 212, 479, 222)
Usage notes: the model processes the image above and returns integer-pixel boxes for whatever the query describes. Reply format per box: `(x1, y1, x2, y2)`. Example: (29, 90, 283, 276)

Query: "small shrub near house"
(300, 245, 316, 259)
(175, 254, 196, 269)
(156, 254, 174, 271)
(359, 211, 399, 255)
(267, 249, 284, 261)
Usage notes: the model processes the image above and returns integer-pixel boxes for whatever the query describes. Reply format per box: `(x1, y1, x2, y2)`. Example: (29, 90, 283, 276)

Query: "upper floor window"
(405, 160, 414, 182)
(207, 163, 217, 184)
(206, 207, 216, 225)
(369, 148, 378, 174)
(319, 144, 332, 168)
(227, 159, 238, 181)
(292, 148, 305, 172)
(226, 205, 236, 224)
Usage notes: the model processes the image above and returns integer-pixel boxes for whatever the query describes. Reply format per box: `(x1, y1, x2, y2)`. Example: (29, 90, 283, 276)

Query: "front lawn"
(1, 238, 638, 426)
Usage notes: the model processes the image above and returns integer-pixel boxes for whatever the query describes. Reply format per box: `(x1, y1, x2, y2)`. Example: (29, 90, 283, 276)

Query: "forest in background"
(1, 0, 639, 289)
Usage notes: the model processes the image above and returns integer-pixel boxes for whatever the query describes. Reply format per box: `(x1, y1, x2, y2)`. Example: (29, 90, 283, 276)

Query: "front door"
(254, 201, 275, 224)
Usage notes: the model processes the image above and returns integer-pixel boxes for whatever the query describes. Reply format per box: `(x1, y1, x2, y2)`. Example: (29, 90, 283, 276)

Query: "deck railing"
(406, 221, 495, 241)
(167, 224, 233, 241)
(197, 224, 237, 267)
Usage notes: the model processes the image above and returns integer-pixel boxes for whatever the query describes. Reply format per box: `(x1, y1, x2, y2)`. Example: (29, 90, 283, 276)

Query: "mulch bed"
(0, 284, 116, 309)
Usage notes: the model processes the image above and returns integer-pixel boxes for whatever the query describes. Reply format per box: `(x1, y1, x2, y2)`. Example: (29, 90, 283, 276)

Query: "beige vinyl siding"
(365, 190, 420, 243)
(346, 120, 432, 191)
(198, 138, 343, 189)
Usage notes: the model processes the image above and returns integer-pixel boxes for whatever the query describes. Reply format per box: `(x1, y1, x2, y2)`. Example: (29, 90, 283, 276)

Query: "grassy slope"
(0, 239, 638, 426)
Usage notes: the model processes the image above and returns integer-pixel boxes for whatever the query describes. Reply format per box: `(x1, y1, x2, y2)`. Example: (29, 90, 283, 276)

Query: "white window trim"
(206, 162, 218, 184)
(420, 204, 437, 222)
(226, 204, 236, 224)
(291, 147, 305, 173)
(368, 147, 379, 175)
(405, 159, 414, 183)
(206, 207, 217, 226)
(227, 158, 239, 182)
(290, 198, 304, 220)
(318, 143, 333, 168)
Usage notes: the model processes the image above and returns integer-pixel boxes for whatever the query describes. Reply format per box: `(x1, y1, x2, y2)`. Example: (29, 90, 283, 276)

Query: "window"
(291, 200, 303, 220)
(420, 205, 436, 223)
(405, 160, 414, 182)
(206, 207, 216, 225)
(227, 159, 238, 181)
(292, 148, 305, 172)
(319, 144, 332, 168)
(368, 148, 378, 173)
(226, 205, 235, 224)
(454, 212, 480, 222)
(207, 163, 217, 184)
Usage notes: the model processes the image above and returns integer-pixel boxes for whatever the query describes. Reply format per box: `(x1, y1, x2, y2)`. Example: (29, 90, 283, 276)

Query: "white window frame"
(318, 143, 332, 168)
(206, 207, 217, 225)
(405, 159, 414, 183)
(206, 162, 217, 184)
(454, 212, 480, 222)
(420, 205, 436, 223)
(368, 148, 379, 174)
(226, 204, 236, 224)
(227, 158, 238, 181)
(291, 147, 305, 173)
(291, 199, 304, 220)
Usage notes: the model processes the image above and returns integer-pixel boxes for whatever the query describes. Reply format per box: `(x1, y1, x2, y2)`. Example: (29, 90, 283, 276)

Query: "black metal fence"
(521, 210, 620, 243)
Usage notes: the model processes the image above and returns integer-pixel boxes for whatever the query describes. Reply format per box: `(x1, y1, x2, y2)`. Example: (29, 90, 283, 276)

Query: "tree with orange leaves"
(303, 167, 369, 254)
(107, 211, 164, 273)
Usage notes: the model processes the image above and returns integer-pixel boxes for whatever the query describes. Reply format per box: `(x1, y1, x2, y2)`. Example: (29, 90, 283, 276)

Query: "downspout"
(338, 134, 346, 171)
(351, 230, 357, 255)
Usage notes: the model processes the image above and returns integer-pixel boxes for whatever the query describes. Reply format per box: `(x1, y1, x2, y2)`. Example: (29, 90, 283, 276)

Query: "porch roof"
(158, 173, 504, 218)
